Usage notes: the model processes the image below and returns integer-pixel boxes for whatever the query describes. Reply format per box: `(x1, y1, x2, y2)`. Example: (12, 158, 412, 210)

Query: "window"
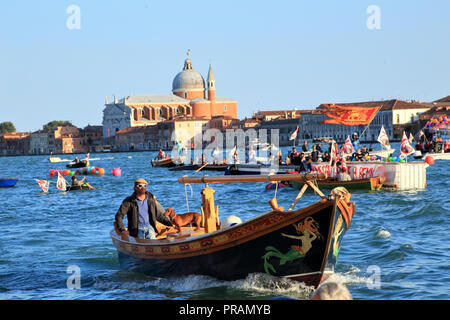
(184, 92, 187, 99)
(396, 114, 400, 124)
(224, 105, 227, 111)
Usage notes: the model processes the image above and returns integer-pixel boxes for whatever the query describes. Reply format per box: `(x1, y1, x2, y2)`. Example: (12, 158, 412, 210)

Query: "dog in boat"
(164, 208, 202, 233)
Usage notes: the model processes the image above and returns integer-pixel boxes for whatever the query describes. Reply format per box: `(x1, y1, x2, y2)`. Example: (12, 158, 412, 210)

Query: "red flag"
(319, 104, 381, 125)
(400, 132, 415, 158)
(35, 179, 50, 193)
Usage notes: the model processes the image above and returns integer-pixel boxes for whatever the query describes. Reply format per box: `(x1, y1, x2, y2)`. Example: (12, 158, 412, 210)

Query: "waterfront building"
(0, 132, 30, 155)
(253, 109, 302, 122)
(79, 125, 103, 152)
(29, 131, 49, 155)
(102, 52, 237, 138)
(114, 117, 209, 151)
(47, 125, 83, 154)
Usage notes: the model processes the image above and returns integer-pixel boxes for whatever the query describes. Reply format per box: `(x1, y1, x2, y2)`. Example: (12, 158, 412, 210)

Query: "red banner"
(319, 104, 381, 125)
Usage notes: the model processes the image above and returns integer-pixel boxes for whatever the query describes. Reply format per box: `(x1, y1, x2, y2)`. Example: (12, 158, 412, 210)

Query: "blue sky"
(1, 0, 450, 132)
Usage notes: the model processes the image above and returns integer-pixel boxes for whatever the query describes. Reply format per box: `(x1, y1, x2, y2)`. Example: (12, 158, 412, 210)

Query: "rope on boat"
(183, 175, 193, 212)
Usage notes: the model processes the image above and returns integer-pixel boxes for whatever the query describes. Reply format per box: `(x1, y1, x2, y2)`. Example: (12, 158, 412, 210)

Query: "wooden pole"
(178, 172, 327, 185)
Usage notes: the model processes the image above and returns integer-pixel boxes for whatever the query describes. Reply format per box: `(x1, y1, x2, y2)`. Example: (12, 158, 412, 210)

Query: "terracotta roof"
(434, 95, 450, 103)
(317, 99, 430, 111)
(257, 110, 300, 115)
(419, 105, 450, 119)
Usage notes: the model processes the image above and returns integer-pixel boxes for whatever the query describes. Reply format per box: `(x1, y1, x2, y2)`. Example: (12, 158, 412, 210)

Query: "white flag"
(377, 126, 391, 149)
(400, 132, 415, 158)
(341, 136, 354, 157)
(289, 126, 299, 140)
(56, 172, 67, 191)
(35, 179, 50, 193)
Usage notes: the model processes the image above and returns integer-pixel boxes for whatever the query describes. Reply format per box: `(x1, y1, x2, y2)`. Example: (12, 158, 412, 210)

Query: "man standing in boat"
(115, 178, 173, 239)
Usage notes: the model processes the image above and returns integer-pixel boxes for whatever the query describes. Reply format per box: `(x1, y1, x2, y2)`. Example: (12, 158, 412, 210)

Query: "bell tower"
(207, 64, 216, 117)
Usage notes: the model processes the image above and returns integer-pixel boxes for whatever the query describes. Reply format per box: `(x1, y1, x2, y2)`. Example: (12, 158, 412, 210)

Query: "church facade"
(102, 52, 238, 138)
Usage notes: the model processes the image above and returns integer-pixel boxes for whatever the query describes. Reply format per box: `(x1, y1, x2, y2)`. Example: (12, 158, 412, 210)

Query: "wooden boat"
(66, 160, 89, 168)
(0, 178, 19, 187)
(291, 176, 385, 191)
(48, 156, 64, 163)
(225, 163, 299, 175)
(169, 163, 228, 172)
(110, 172, 355, 287)
(151, 156, 184, 167)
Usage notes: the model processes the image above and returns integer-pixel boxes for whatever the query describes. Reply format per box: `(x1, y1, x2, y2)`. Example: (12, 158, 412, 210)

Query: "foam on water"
(376, 229, 391, 239)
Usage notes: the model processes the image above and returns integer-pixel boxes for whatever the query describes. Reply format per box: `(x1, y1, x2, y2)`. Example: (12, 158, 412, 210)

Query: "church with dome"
(102, 52, 238, 138)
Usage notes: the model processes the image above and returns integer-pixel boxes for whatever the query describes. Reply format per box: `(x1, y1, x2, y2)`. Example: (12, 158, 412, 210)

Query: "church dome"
(172, 52, 205, 94)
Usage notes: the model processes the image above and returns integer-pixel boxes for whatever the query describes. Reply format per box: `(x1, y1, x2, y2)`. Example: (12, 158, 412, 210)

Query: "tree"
(0, 122, 16, 133)
(43, 121, 73, 131)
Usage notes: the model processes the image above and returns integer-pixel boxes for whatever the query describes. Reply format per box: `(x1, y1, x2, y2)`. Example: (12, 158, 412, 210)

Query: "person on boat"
(310, 145, 319, 163)
(415, 141, 424, 152)
(302, 140, 308, 152)
(211, 146, 220, 164)
(276, 150, 283, 165)
(351, 132, 360, 148)
(316, 143, 323, 153)
(157, 149, 165, 159)
(288, 147, 300, 165)
(232, 150, 240, 164)
(322, 151, 331, 162)
(201, 153, 207, 165)
(267, 152, 274, 164)
(299, 156, 312, 173)
(337, 167, 352, 182)
(361, 145, 369, 156)
(353, 148, 364, 161)
(70, 176, 94, 189)
(248, 145, 257, 164)
(74, 156, 80, 164)
(444, 140, 450, 153)
(115, 178, 173, 239)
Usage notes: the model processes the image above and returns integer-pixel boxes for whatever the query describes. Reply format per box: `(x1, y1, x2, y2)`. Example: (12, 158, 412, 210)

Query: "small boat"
(151, 156, 185, 168)
(290, 176, 385, 191)
(225, 163, 299, 175)
(48, 156, 64, 163)
(169, 163, 228, 172)
(66, 159, 90, 168)
(413, 150, 450, 160)
(0, 178, 19, 187)
(66, 184, 95, 191)
(110, 172, 355, 287)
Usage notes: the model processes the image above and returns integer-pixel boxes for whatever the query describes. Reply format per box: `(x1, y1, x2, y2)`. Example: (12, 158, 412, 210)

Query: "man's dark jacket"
(115, 191, 173, 237)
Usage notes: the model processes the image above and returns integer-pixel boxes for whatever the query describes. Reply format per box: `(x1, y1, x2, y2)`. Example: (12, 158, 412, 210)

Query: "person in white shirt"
(337, 167, 352, 181)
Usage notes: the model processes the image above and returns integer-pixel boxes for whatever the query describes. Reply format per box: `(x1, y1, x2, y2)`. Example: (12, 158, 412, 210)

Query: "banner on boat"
(311, 163, 387, 180)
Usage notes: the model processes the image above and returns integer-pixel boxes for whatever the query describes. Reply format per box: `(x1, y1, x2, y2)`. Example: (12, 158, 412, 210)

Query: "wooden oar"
(178, 172, 327, 184)
(195, 162, 209, 173)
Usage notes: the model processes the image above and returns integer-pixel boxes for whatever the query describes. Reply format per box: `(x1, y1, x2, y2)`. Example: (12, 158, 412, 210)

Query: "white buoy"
(220, 215, 242, 229)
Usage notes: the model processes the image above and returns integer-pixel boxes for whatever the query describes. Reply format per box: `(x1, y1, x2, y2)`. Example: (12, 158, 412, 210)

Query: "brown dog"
(164, 208, 202, 233)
